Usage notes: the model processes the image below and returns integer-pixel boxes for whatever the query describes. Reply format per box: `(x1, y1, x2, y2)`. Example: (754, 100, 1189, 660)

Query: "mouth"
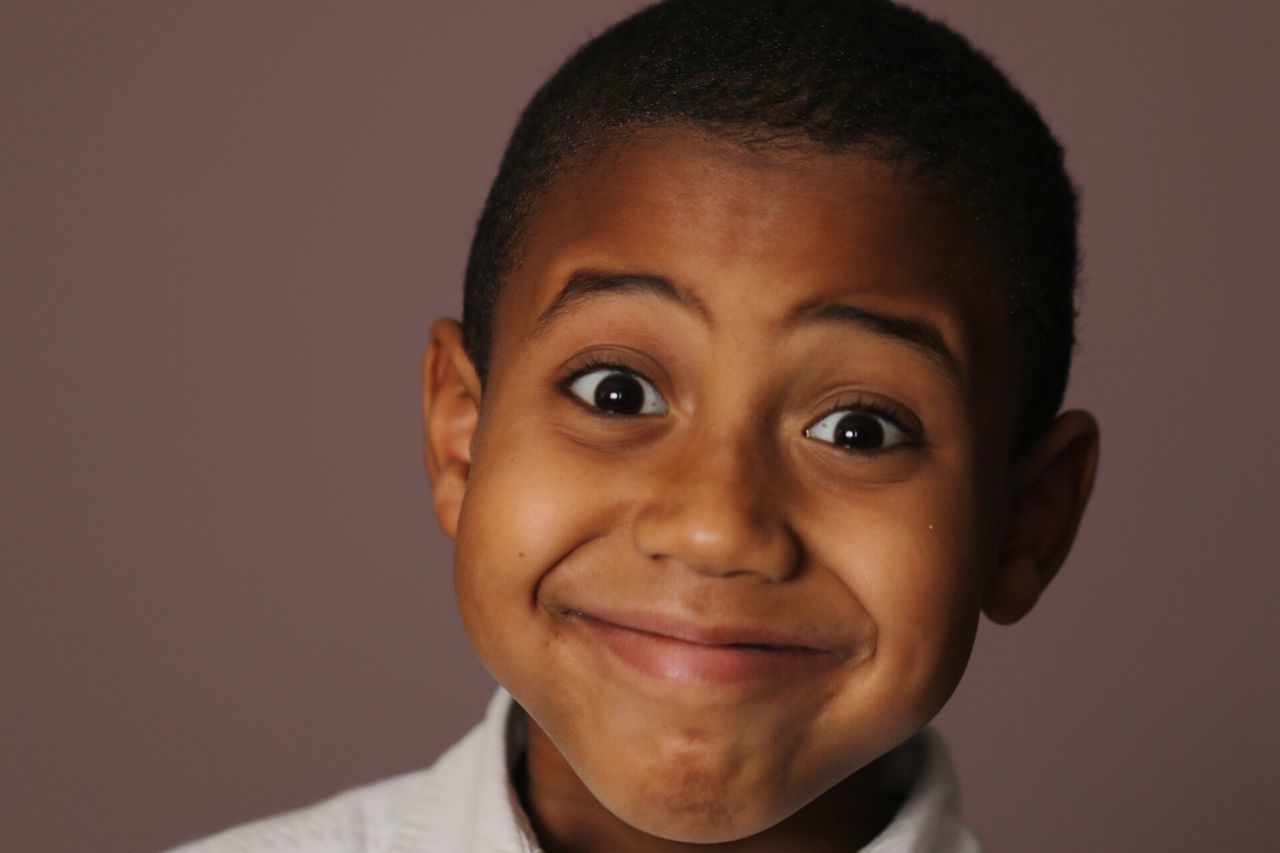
(563, 609, 843, 685)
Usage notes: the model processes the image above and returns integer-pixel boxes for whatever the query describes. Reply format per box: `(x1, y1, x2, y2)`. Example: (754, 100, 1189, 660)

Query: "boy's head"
(423, 0, 1098, 846)
(463, 0, 1081, 449)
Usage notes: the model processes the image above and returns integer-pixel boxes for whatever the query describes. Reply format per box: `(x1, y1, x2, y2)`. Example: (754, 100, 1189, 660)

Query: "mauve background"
(2, 2, 1277, 851)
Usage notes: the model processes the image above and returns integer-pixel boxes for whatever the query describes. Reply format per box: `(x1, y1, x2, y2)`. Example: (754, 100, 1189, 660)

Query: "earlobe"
(422, 318, 482, 539)
(984, 409, 1100, 625)
(982, 547, 1042, 625)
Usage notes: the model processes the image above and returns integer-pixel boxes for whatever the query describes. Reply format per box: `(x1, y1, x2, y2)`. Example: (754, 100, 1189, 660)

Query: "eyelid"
(559, 345, 668, 382)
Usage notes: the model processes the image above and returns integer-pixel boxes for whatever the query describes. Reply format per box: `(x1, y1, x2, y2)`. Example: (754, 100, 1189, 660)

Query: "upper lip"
(566, 607, 844, 658)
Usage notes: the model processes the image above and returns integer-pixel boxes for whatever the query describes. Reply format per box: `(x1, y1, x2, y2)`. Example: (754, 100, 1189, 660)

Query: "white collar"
(169, 688, 979, 852)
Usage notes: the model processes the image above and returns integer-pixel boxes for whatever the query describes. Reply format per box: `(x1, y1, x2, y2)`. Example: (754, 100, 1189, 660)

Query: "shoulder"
(166, 699, 507, 853)
(166, 767, 433, 853)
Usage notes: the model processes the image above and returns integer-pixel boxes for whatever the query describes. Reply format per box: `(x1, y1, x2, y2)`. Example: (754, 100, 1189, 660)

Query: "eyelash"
(563, 358, 642, 382)
(558, 358, 922, 451)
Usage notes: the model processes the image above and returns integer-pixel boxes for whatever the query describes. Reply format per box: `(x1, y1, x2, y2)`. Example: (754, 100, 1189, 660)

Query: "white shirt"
(169, 689, 981, 852)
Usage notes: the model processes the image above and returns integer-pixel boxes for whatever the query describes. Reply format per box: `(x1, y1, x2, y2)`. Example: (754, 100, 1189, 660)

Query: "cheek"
(813, 474, 990, 715)
(452, 408, 613, 672)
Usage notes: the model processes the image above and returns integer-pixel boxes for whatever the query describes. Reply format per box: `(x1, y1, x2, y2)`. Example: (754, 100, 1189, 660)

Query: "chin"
(605, 796, 777, 845)
(575, 752, 813, 845)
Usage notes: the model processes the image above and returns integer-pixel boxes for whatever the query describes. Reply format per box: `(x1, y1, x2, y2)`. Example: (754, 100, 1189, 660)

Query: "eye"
(805, 408, 911, 452)
(566, 367, 668, 416)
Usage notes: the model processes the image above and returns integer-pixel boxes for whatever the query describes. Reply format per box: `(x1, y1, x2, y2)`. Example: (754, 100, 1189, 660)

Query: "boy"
(177, 0, 1098, 850)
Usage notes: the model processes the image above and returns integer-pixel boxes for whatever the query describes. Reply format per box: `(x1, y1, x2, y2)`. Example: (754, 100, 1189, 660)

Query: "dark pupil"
(834, 412, 884, 449)
(594, 373, 645, 414)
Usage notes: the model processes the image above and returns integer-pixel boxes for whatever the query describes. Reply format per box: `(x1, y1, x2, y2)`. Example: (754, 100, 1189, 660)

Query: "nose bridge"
(633, 414, 799, 581)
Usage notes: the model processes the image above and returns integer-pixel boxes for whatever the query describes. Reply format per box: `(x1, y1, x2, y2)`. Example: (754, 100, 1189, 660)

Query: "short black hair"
(462, 0, 1079, 448)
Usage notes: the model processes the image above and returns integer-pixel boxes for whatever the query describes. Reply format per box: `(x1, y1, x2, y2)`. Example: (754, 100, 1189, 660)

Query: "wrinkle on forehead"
(492, 126, 1010, 420)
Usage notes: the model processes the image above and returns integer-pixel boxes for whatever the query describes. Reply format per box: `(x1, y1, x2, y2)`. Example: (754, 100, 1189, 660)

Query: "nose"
(632, 438, 800, 582)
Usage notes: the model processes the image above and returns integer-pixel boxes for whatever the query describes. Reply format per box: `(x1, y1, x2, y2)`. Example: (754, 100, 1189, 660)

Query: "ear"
(422, 318, 482, 539)
(984, 409, 1100, 625)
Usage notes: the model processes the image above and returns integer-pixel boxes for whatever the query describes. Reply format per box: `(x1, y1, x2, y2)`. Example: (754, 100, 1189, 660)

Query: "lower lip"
(572, 615, 836, 685)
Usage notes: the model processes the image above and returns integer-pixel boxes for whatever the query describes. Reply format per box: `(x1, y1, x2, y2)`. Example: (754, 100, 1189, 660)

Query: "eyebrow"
(528, 267, 963, 389)
(528, 269, 709, 339)
(792, 301, 965, 390)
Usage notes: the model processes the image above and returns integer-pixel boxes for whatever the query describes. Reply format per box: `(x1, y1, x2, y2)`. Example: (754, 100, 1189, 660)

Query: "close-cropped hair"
(462, 0, 1079, 448)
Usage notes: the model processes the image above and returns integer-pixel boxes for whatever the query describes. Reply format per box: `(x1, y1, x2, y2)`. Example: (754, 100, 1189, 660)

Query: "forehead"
(491, 128, 1009, 398)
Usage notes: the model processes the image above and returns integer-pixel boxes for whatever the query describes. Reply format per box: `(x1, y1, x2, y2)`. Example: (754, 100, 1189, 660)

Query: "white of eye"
(805, 409, 909, 451)
(567, 368, 668, 415)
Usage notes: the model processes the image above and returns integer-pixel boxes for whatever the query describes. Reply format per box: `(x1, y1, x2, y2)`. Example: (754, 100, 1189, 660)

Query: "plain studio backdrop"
(2, 2, 1277, 851)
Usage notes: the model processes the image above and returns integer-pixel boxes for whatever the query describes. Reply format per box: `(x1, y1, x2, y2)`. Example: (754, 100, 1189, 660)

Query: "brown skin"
(423, 129, 1099, 851)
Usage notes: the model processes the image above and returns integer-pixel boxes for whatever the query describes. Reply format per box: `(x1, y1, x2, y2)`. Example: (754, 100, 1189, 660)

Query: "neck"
(516, 718, 901, 853)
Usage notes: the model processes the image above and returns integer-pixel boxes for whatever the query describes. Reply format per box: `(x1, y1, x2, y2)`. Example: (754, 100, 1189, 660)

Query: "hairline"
(482, 118, 1007, 343)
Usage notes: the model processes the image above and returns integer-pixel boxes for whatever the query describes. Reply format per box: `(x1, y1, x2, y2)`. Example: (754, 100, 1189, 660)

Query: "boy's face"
(443, 129, 1020, 842)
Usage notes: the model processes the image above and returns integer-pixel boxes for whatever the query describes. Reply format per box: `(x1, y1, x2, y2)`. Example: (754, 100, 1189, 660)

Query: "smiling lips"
(567, 609, 843, 684)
